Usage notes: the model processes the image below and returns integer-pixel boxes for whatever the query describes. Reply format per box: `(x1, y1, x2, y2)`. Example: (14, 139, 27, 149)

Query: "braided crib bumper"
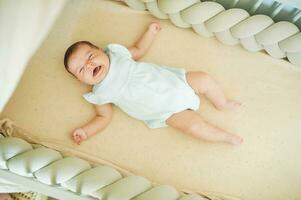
(0, 137, 208, 200)
(124, 0, 301, 67)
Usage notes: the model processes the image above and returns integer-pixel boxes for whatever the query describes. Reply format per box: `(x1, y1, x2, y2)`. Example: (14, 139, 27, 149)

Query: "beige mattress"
(1, 0, 301, 199)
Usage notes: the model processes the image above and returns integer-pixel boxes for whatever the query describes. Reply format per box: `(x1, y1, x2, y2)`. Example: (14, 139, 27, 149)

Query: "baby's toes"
(232, 100, 241, 106)
(230, 135, 243, 145)
(228, 100, 241, 107)
(220, 100, 241, 111)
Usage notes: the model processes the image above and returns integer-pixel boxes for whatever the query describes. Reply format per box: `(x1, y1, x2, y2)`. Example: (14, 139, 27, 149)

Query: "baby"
(64, 22, 243, 145)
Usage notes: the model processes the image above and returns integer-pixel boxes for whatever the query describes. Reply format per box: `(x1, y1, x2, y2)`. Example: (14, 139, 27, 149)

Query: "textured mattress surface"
(1, 1, 301, 200)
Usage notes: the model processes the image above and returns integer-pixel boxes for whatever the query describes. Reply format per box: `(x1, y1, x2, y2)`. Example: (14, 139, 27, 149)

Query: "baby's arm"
(128, 22, 161, 60)
(72, 103, 113, 145)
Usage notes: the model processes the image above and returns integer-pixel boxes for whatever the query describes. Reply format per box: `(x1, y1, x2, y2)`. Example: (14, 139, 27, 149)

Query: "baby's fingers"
(72, 132, 82, 145)
(154, 23, 161, 30)
(156, 23, 162, 29)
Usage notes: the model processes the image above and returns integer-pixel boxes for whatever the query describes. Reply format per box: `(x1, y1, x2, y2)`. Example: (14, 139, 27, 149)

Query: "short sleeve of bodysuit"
(83, 43, 132, 105)
(105, 43, 132, 58)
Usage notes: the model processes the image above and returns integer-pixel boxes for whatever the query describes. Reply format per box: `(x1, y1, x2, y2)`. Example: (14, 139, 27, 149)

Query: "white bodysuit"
(83, 44, 200, 128)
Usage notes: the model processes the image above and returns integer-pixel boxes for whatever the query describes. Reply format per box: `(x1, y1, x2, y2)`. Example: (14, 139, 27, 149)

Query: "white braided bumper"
(124, 0, 301, 67)
(0, 137, 210, 200)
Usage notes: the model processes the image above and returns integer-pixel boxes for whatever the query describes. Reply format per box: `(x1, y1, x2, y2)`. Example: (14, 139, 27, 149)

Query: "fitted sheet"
(1, 0, 301, 199)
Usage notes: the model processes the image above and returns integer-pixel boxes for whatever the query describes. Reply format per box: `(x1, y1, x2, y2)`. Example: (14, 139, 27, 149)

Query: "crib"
(1, 0, 301, 200)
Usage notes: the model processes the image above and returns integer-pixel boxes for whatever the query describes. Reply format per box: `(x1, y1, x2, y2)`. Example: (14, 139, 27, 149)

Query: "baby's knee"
(187, 71, 209, 79)
(181, 116, 201, 134)
(188, 71, 211, 84)
(197, 72, 211, 82)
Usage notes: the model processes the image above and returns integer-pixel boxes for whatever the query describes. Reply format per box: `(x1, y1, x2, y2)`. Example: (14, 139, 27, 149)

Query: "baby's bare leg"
(0, 194, 12, 200)
(166, 110, 242, 145)
(186, 72, 240, 110)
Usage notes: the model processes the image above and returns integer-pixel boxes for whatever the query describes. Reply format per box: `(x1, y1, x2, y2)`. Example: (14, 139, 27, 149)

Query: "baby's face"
(68, 44, 110, 85)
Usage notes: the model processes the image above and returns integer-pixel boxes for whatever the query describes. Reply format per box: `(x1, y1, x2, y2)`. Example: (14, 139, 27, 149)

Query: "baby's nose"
(88, 61, 96, 68)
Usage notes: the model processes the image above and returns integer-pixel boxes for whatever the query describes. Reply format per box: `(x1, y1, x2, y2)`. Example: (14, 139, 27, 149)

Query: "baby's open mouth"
(93, 66, 101, 77)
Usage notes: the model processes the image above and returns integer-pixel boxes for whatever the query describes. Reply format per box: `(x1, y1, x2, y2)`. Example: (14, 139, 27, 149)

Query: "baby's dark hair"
(64, 41, 99, 73)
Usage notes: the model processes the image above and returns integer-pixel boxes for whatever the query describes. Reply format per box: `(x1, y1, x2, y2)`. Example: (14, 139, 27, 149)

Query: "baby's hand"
(72, 128, 88, 145)
(148, 22, 161, 35)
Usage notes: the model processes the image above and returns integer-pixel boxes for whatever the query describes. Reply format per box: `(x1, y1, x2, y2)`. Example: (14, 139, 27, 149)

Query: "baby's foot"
(217, 100, 241, 111)
(227, 134, 243, 145)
